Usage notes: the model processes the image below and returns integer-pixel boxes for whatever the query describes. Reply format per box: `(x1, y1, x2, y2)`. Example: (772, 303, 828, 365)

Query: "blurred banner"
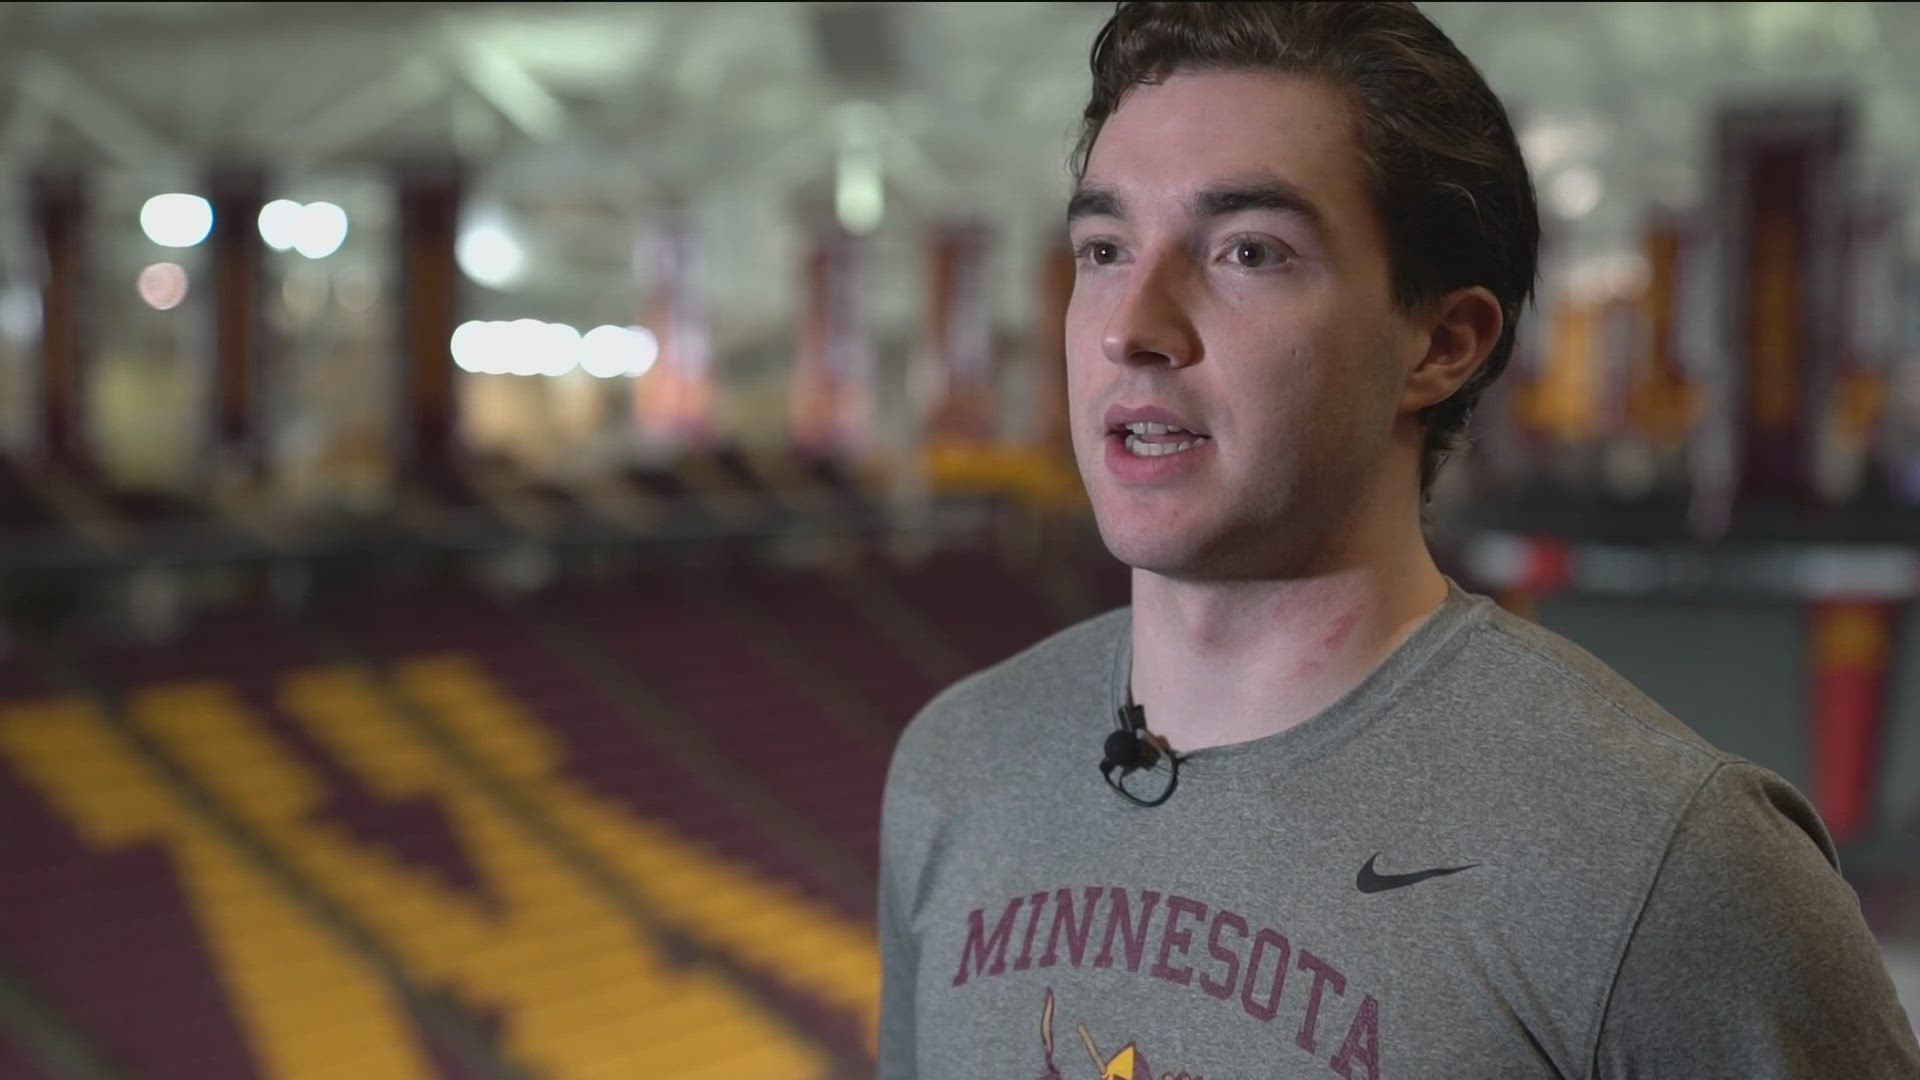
(30, 170, 86, 469)
(1620, 214, 1701, 500)
(917, 221, 995, 449)
(1029, 238, 1075, 454)
(394, 164, 462, 486)
(635, 213, 716, 446)
(1719, 102, 1852, 507)
(1829, 191, 1903, 504)
(1809, 598, 1898, 845)
(790, 224, 873, 456)
(208, 167, 267, 477)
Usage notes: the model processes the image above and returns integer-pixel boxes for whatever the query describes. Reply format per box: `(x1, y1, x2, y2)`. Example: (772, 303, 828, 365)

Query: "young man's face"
(1066, 70, 1428, 581)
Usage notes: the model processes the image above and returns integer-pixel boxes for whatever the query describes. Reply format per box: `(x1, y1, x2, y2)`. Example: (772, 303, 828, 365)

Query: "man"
(877, 3, 1920, 1078)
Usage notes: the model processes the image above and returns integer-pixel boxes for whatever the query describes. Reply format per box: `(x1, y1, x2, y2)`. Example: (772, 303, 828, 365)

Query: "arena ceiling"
(1, 1, 1917, 334)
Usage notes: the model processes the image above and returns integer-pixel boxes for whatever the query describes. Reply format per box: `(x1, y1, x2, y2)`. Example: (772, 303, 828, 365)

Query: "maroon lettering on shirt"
(1330, 993, 1382, 1080)
(1294, 948, 1348, 1053)
(1198, 909, 1249, 1002)
(1149, 895, 1209, 988)
(1013, 889, 1052, 971)
(952, 895, 1023, 987)
(1093, 887, 1162, 973)
(944, 884, 1382, 1075)
(1038, 886, 1104, 969)
(1242, 928, 1293, 1022)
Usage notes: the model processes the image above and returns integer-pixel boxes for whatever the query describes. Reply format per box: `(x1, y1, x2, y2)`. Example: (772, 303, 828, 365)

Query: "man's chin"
(1096, 524, 1214, 575)
(1097, 518, 1316, 583)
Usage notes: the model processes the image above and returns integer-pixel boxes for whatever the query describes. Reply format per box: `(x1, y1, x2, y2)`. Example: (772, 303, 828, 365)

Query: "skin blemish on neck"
(1292, 609, 1362, 680)
(1321, 610, 1362, 653)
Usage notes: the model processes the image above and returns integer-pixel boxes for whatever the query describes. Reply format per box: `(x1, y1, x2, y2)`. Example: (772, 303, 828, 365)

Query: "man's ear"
(1399, 285, 1504, 413)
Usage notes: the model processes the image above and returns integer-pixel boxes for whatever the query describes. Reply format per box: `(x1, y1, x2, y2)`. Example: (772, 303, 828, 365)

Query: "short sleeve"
(1593, 761, 1920, 1078)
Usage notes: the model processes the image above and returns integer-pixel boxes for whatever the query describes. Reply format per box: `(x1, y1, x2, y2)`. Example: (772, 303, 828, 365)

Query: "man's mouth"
(1114, 421, 1212, 458)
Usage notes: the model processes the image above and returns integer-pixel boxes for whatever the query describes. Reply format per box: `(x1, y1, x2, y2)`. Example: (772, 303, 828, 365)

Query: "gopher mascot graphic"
(1036, 988, 1200, 1080)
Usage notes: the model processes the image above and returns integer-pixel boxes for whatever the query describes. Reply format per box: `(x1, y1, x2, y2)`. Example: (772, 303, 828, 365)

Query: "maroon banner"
(1628, 216, 1698, 448)
(790, 226, 873, 455)
(1888, 233, 1920, 504)
(918, 222, 995, 448)
(30, 170, 88, 468)
(634, 214, 716, 446)
(207, 167, 267, 472)
(394, 164, 464, 480)
(1681, 214, 1738, 539)
(1029, 236, 1075, 454)
(1817, 192, 1902, 503)
(1713, 103, 1851, 506)
(1807, 599, 1898, 845)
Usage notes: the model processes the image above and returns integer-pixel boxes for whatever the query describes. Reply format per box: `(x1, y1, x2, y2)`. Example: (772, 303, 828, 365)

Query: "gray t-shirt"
(877, 581, 1920, 1079)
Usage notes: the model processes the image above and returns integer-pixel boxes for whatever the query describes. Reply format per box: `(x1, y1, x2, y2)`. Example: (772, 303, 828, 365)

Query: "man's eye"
(1228, 238, 1286, 269)
(1077, 240, 1120, 266)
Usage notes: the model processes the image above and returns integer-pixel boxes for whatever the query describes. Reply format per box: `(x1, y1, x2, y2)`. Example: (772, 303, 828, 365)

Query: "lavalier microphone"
(1100, 700, 1183, 807)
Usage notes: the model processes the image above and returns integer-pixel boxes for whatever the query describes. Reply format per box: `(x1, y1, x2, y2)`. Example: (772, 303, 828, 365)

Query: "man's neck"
(1128, 543, 1450, 755)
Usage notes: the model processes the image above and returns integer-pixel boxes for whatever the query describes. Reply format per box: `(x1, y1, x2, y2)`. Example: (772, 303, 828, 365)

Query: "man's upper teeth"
(1126, 421, 1188, 435)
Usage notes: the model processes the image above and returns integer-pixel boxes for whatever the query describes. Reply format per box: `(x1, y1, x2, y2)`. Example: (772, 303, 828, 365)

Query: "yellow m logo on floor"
(0, 656, 878, 1079)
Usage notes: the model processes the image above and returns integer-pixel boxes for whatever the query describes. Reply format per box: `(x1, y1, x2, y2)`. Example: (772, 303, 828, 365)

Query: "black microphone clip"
(1100, 702, 1180, 807)
(1101, 704, 1153, 776)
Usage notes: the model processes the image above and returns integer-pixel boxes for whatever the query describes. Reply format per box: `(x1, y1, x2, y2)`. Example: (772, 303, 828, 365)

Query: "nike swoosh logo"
(1356, 852, 1479, 894)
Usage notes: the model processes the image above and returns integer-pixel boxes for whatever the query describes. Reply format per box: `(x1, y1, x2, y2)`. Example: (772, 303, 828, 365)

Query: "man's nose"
(1100, 252, 1200, 370)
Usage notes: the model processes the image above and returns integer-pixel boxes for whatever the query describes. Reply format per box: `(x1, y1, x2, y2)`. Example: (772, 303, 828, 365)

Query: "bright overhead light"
(476, 322, 513, 375)
(293, 202, 349, 259)
(835, 156, 884, 235)
(140, 193, 214, 248)
(453, 319, 635, 377)
(581, 324, 658, 379)
(1549, 167, 1603, 220)
(258, 199, 303, 251)
(136, 263, 189, 311)
(0, 288, 43, 347)
(835, 102, 886, 235)
(457, 216, 526, 289)
(627, 326, 659, 377)
(451, 320, 490, 373)
(541, 322, 582, 377)
(1519, 116, 1612, 174)
(505, 318, 545, 377)
(580, 325, 630, 379)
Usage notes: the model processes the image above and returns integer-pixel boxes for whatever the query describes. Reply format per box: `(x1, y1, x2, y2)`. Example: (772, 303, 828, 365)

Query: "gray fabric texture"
(877, 581, 1920, 1079)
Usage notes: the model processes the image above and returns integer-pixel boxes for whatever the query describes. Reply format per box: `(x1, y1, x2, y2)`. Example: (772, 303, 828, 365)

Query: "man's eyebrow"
(1066, 186, 1123, 224)
(1066, 181, 1325, 232)
(1190, 181, 1324, 228)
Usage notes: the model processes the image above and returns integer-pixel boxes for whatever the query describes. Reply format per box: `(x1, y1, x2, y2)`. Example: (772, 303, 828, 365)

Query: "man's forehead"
(1077, 71, 1361, 218)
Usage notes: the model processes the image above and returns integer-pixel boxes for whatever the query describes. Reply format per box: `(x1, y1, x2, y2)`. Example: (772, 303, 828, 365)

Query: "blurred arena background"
(0, 2, 1915, 1077)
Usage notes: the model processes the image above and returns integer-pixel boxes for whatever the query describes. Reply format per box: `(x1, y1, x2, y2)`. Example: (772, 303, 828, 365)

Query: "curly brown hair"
(1073, 1, 1540, 498)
